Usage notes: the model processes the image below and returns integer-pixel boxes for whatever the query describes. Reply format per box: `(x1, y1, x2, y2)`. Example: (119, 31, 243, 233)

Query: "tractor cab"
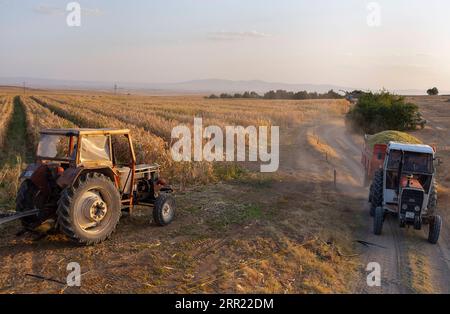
(36, 128, 131, 167)
(383, 142, 435, 209)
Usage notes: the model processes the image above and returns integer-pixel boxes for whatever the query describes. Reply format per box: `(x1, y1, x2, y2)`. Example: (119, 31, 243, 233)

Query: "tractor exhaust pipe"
(0, 209, 40, 226)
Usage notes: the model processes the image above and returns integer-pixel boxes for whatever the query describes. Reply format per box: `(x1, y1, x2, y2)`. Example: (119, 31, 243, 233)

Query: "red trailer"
(361, 135, 387, 186)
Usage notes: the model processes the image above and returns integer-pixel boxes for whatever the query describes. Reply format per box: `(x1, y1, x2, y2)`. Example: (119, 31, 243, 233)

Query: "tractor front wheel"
(427, 181, 437, 216)
(373, 206, 384, 235)
(152, 193, 176, 226)
(428, 215, 442, 244)
(57, 172, 121, 245)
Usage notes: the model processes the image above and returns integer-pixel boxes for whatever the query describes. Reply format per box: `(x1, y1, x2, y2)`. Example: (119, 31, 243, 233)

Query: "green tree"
(427, 87, 439, 96)
(347, 91, 423, 133)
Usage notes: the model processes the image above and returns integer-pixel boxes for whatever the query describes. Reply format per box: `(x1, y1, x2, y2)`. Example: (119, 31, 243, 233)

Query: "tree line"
(207, 89, 343, 100)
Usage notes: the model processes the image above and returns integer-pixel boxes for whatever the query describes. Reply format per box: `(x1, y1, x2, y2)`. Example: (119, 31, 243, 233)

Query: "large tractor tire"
(370, 169, 383, 217)
(152, 193, 176, 226)
(57, 172, 121, 245)
(428, 215, 442, 244)
(373, 206, 384, 235)
(16, 180, 48, 230)
(427, 181, 437, 216)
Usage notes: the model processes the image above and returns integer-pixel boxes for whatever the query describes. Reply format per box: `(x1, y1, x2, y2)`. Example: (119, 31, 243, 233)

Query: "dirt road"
(292, 115, 450, 293)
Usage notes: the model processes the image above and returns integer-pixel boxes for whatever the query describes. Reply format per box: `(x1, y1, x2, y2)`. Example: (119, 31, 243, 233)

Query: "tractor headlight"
(402, 204, 408, 210)
(414, 206, 421, 212)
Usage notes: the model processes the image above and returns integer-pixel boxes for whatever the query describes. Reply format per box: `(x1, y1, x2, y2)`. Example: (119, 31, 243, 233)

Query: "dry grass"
(0, 96, 13, 148)
(21, 96, 77, 149)
(406, 250, 434, 293)
(307, 130, 339, 159)
(28, 94, 348, 184)
(0, 159, 22, 208)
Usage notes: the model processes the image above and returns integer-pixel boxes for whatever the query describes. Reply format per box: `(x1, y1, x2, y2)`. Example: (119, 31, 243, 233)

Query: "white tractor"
(369, 142, 441, 244)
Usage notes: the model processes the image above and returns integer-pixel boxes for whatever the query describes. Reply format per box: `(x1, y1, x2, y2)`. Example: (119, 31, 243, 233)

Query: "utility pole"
(114, 83, 117, 95)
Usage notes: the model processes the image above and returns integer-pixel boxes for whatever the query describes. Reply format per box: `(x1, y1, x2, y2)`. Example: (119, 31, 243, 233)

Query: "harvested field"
(1, 90, 449, 294)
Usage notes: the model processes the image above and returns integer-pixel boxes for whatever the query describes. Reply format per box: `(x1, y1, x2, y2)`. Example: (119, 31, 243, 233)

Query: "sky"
(1, 0, 450, 90)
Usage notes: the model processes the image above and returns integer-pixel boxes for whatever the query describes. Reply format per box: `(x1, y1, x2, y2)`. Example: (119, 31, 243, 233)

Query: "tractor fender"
(57, 167, 118, 189)
(20, 163, 40, 180)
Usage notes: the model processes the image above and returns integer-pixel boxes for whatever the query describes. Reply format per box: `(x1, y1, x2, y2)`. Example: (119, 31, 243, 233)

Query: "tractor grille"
(400, 189, 424, 213)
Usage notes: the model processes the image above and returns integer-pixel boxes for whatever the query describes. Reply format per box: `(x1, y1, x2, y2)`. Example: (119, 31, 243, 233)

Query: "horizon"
(1, 0, 450, 91)
(0, 76, 445, 96)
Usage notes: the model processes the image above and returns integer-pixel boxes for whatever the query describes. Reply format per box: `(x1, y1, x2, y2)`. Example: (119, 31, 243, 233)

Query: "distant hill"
(0, 77, 446, 95)
(0, 77, 354, 94)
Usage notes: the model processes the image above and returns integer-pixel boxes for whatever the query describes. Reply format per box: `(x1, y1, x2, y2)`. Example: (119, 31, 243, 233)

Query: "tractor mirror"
(434, 157, 443, 166)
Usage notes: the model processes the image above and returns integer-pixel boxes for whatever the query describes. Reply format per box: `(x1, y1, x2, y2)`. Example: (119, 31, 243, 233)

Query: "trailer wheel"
(57, 172, 121, 245)
(370, 169, 383, 217)
(373, 206, 384, 235)
(428, 215, 441, 244)
(153, 193, 175, 226)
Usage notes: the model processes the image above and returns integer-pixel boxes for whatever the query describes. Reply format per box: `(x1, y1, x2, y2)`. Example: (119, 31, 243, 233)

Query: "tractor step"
(0, 209, 40, 226)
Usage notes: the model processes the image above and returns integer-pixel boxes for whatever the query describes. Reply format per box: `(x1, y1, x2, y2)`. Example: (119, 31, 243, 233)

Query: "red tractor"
(0, 128, 175, 245)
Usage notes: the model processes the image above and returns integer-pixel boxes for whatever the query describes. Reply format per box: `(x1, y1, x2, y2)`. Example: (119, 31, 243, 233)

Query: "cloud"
(33, 4, 103, 16)
(207, 31, 271, 41)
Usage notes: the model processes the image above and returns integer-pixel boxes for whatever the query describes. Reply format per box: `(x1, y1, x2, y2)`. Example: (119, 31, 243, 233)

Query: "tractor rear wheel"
(373, 206, 384, 235)
(152, 193, 175, 226)
(428, 215, 442, 244)
(16, 180, 48, 230)
(57, 172, 121, 245)
(370, 169, 383, 217)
